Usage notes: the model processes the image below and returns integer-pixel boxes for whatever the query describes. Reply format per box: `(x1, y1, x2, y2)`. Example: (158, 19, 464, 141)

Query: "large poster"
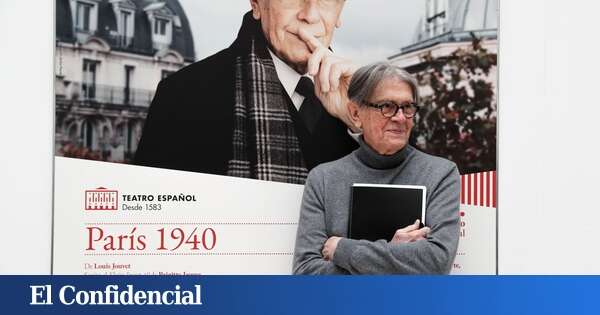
(54, 0, 498, 274)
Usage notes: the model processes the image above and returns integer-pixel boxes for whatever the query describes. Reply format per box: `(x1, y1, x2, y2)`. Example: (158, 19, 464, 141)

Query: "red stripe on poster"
(479, 172, 484, 206)
(467, 174, 472, 205)
(459, 171, 497, 208)
(486, 171, 491, 207)
(461, 174, 465, 204)
(474, 172, 478, 205)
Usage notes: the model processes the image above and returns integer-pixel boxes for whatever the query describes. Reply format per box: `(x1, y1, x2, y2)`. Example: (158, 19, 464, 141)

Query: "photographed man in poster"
(135, 0, 359, 184)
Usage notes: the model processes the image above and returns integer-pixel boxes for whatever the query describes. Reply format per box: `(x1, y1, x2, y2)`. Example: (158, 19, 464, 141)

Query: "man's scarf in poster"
(227, 15, 308, 184)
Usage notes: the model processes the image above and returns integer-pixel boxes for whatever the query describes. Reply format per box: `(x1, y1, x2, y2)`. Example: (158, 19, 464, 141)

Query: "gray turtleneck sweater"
(292, 139, 460, 275)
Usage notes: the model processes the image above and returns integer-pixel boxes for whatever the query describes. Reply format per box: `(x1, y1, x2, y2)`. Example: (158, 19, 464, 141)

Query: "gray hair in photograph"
(348, 61, 420, 106)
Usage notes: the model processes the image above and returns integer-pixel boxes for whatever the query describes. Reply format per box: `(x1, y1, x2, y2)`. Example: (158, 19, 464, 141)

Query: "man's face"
(356, 78, 415, 155)
(250, 0, 345, 73)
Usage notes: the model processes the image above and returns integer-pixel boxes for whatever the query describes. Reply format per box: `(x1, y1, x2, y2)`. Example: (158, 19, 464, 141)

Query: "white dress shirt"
(268, 49, 307, 111)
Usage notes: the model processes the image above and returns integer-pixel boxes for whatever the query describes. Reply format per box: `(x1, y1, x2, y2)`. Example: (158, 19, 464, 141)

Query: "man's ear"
(348, 101, 362, 130)
(250, 0, 261, 20)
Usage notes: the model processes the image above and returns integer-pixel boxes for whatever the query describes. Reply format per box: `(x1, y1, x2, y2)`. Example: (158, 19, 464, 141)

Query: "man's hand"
(298, 29, 359, 130)
(391, 220, 431, 244)
(322, 236, 342, 261)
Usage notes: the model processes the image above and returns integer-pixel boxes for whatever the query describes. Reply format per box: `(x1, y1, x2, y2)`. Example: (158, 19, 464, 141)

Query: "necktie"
(295, 76, 322, 134)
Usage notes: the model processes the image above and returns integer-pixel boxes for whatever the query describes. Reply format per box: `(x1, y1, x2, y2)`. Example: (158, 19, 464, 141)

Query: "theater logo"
(85, 187, 118, 211)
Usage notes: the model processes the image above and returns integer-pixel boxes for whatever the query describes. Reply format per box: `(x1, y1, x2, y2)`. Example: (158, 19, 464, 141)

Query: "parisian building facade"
(55, 0, 195, 162)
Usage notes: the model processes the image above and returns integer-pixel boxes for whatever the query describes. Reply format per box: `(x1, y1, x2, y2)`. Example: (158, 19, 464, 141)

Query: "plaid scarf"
(226, 19, 308, 184)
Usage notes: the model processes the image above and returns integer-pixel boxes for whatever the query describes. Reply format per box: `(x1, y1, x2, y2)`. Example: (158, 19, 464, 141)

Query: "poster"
(53, 158, 303, 275)
(53, 0, 498, 274)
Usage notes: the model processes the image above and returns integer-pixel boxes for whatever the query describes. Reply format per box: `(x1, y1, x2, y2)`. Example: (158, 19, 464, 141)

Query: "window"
(124, 66, 134, 104)
(75, 1, 93, 31)
(81, 120, 94, 149)
(117, 124, 126, 148)
(154, 18, 169, 36)
(82, 59, 98, 100)
(121, 11, 131, 36)
(426, 0, 447, 37)
(115, 9, 135, 46)
(147, 9, 174, 49)
(127, 121, 133, 152)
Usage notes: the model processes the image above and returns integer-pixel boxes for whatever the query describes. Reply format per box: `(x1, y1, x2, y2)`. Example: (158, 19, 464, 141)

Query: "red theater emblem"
(85, 187, 118, 211)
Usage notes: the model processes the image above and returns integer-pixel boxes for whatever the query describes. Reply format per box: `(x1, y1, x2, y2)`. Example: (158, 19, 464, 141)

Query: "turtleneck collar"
(355, 136, 413, 170)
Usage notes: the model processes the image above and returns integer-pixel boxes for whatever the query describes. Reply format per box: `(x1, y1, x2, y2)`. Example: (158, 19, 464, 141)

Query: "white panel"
(0, 0, 54, 274)
(498, 0, 600, 273)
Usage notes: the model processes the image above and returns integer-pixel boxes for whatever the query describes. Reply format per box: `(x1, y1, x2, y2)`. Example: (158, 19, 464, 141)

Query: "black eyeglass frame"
(362, 101, 420, 119)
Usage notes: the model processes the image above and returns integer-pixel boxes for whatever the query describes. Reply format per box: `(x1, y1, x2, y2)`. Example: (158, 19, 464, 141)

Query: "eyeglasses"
(362, 101, 419, 119)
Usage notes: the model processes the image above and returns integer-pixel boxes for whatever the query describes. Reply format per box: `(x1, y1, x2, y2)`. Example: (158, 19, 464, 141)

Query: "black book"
(348, 184, 427, 242)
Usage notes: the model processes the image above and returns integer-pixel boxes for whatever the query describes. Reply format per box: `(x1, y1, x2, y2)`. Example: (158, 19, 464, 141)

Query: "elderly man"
(135, 0, 358, 184)
(293, 62, 460, 274)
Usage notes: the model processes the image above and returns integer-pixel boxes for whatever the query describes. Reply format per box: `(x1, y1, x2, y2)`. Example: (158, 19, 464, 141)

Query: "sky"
(178, 0, 426, 65)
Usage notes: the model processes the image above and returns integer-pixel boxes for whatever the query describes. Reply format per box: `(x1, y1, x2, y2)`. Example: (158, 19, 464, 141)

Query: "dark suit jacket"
(134, 14, 357, 177)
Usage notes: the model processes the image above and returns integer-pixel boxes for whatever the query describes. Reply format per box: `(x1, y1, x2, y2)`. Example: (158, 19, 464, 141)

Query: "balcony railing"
(74, 82, 154, 107)
(105, 34, 135, 49)
(73, 28, 143, 52)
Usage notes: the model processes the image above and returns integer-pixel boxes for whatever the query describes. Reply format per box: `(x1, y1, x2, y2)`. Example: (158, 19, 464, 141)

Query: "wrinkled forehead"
(370, 78, 415, 101)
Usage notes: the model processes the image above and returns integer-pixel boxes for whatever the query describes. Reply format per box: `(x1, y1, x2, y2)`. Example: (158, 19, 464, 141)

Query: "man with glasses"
(135, 0, 360, 184)
(293, 62, 460, 274)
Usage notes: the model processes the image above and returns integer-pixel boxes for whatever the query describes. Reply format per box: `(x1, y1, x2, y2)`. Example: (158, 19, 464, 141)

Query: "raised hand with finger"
(298, 28, 359, 131)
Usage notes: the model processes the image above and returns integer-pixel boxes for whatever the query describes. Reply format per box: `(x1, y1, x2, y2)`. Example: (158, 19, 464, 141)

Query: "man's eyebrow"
(370, 98, 413, 104)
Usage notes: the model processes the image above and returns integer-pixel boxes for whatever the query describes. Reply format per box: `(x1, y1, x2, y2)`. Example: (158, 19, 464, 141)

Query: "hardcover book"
(349, 184, 427, 242)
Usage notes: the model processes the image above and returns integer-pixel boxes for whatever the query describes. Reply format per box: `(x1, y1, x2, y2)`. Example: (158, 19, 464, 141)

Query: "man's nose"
(390, 109, 408, 122)
(297, 0, 321, 24)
